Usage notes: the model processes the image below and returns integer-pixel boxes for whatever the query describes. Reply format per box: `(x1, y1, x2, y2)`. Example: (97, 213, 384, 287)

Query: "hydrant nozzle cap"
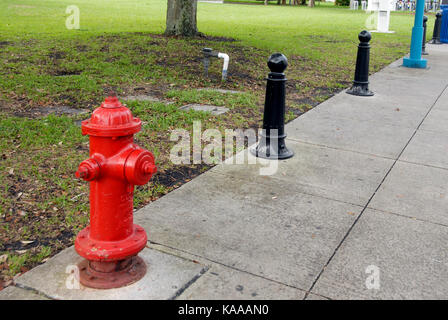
(81, 96, 141, 137)
(75, 159, 100, 181)
(143, 162, 157, 175)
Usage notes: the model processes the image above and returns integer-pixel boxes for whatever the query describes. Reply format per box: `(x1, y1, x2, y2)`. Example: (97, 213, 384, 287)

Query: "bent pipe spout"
(218, 52, 229, 81)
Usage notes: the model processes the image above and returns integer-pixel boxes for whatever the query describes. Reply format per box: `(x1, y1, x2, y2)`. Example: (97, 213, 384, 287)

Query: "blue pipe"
(403, 0, 427, 68)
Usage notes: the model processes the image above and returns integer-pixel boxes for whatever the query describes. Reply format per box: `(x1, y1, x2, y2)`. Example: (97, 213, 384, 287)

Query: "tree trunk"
(309, 0, 315, 6)
(165, 0, 198, 37)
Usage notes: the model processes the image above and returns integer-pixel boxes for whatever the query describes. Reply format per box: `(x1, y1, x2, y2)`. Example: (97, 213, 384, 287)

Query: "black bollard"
(422, 16, 429, 55)
(430, 11, 442, 44)
(250, 53, 293, 160)
(346, 31, 374, 97)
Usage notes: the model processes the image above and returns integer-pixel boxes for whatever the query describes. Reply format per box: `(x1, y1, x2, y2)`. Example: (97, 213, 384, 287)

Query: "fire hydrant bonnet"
(81, 96, 141, 137)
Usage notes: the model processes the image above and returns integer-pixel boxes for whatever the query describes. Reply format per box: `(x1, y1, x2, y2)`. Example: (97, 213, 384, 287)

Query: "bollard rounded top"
(267, 53, 288, 73)
(358, 30, 372, 43)
(423, 15, 428, 22)
(436, 11, 442, 18)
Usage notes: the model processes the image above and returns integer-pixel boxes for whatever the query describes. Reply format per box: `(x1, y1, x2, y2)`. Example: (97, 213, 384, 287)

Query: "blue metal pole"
(441, 5, 448, 43)
(403, 0, 428, 68)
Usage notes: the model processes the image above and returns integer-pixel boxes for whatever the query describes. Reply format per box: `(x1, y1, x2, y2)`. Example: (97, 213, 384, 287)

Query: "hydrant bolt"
(74, 96, 156, 289)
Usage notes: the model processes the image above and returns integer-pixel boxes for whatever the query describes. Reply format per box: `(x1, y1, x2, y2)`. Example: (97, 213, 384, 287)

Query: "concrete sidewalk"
(2, 44, 448, 300)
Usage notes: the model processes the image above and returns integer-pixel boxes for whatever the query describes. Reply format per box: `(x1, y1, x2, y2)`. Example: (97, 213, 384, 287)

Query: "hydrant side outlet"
(74, 96, 156, 289)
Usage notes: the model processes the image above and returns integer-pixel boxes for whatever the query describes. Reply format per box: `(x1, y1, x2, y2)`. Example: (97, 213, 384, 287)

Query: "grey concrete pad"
(197, 88, 242, 94)
(0, 286, 49, 300)
(145, 242, 306, 299)
(375, 53, 448, 82)
(312, 209, 448, 299)
(15, 247, 206, 300)
(431, 87, 448, 111)
(420, 108, 448, 133)
(310, 91, 430, 129)
(369, 72, 447, 99)
(210, 140, 393, 206)
(286, 110, 415, 158)
(135, 169, 364, 290)
(368, 161, 448, 226)
(400, 129, 448, 169)
(180, 104, 229, 115)
(178, 265, 306, 300)
(305, 293, 330, 300)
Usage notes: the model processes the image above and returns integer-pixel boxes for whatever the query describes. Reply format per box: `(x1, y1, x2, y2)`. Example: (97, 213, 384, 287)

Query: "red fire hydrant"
(74, 96, 156, 289)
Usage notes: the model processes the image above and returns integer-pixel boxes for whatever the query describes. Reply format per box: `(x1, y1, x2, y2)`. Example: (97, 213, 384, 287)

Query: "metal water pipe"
(202, 48, 230, 81)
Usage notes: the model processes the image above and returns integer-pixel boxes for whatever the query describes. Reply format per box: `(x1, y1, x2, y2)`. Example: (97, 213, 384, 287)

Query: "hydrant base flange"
(75, 225, 147, 261)
(78, 256, 147, 289)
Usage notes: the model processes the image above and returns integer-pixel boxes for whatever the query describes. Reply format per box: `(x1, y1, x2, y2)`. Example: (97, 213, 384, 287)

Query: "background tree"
(335, 0, 350, 5)
(165, 0, 198, 37)
(309, 0, 315, 7)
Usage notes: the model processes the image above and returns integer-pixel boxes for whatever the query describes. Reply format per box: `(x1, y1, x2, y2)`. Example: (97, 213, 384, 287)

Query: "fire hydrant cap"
(82, 96, 141, 137)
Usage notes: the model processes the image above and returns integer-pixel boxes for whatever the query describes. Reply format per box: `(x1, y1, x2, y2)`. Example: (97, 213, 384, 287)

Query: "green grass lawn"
(0, 0, 425, 287)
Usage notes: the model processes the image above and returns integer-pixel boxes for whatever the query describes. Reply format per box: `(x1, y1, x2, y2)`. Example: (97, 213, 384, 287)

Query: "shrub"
(335, 0, 351, 6)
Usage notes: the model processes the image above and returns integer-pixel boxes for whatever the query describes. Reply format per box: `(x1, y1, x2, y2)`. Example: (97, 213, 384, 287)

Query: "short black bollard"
(250, 53, 293, 160)
(346, 31, 374, 97)
(422, 16, 429, 55)
(430, 11, 442, 44)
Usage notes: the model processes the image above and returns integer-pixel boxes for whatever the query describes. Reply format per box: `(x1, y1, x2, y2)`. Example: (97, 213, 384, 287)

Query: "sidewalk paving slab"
(419, 108, 448, 133)
(177, 265, 306, 300)
(0, 286, 49, 300)
(286, 111, 415, 158)
(369, 74, 447, 99)
(376, 53, 448, 80)
(307, 93, 429, 130)
(145, 243, 307, 300)
(368, 161, 448, 226)
(14, 247, 207, 300)
(311, 209, 448, 300)
(400, 129, 448, 170)
(430, 87, 448, 111)
(209, 141, 393, 206)
(135, 165, 364, 291)
(305, 293, 331, 300)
